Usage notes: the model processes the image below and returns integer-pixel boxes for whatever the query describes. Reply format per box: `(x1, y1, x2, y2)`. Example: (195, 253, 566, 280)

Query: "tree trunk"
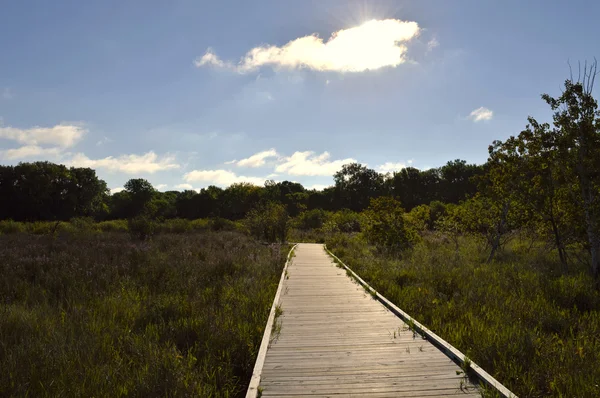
(549, 215, 568, 272)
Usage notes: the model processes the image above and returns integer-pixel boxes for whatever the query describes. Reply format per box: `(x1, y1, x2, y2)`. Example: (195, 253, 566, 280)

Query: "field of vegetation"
(325, 232, 600, 397)
(0, 224, 287, 397)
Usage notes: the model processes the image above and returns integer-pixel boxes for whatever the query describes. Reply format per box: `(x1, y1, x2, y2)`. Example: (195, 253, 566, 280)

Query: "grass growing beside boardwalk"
(326, 233, 600, 398)
(0, 231, 287, 397)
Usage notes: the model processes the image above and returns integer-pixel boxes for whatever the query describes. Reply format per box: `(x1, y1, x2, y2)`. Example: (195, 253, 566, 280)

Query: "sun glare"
(197, 19, 420, 73)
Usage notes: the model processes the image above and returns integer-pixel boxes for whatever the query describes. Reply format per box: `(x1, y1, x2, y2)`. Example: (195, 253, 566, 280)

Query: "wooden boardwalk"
(257, 243, 480, 397)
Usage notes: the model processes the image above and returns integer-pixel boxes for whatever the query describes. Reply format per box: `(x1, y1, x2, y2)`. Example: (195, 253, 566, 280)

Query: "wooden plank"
(324, 245, 518, 398)
(249, 243, 482, 397)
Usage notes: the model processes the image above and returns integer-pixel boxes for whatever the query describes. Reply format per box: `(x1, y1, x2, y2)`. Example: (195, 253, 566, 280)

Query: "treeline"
(1, 67, 600, 281)
(0, 159, 484, 222)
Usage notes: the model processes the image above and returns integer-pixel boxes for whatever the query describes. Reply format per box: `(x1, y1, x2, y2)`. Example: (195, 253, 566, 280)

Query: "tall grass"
(326, 232, 600, 398)
(0, 231, 287, 397)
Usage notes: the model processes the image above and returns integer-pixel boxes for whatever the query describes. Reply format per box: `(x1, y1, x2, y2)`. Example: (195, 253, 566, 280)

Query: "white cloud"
(110, 187, 125, 194)
(377, 162, 406, 173)
(275, 151, 355, 176)
(196, 19, 420, 73)
(66, 151, 180, 174)
(155, 184, 168, 191)
(96, 136, 113, 146)
(0, 145, 63, 160)
(468, 107, 494, 122)
(0, 123, 86, 148)
(427, 38, 439, 51)
(183, 169, 266, 186)
(194, 48, 234, 69)
(236, 148, 278, 167)
(175, 183, 194, 190)
(307, 184, 331, 191)
(2, 88, 12, 100)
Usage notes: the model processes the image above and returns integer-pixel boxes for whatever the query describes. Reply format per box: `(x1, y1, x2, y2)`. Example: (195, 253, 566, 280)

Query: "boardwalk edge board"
(323, 244, 519, 398)
(246, 244, 298, 398)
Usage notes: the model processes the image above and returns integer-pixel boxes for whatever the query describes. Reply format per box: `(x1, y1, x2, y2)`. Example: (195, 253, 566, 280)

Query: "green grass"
(0, 230, 287, 397)
(325, 232, 600, 398)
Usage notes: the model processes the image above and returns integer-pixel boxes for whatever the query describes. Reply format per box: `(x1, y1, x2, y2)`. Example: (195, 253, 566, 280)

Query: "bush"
(405, 204, 430, 231)
(245, 202, 289, 243)
(26, 221, 61, 235)
(322, 209, 363, 233)
(208, 217, 237, 232)
(0, 220, 25, 234)
(128, 216, 157, 240)
(295, 209, 328, 230)
(363, 197, 414, 252)
(190, 219, 210, 231)
(159, 218, 192, 234)
(70, 217, 96, 231)
(96, 220, 128, 233)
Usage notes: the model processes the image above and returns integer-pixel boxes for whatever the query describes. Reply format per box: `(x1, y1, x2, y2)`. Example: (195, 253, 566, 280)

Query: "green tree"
(334, 163, 384, 211)
(124, 178, 156, 217)
(363, 197, 413, 252)
(245, 202, 289, 242)
(541, 64, 600, 281)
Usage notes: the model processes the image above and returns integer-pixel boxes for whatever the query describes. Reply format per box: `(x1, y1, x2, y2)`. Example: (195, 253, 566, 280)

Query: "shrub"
(0, 220, 25, 234)
(190, 219, 210, 231)
(26, 221, 61, 235)
(70, 217, 96, 231)
(322, 209, 363, 233)
(96, 220, 128, 233)
(245, 202, 289, 243)
(208, 217, 237, 232)
(405, 204, 430, 231)
(363, 196, 413, 252)
(295, 209, 328, 230)
(128, 216, 157, 240)
(160, 218, 192, 234)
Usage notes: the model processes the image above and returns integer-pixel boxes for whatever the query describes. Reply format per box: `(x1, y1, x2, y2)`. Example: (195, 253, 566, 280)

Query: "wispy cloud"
(66, 151, 180, 174)
(96, 136, 113, 146)
(155, 184, 168, 191)
(196, 19, 420, 73)
(110, 187, 125, 194)
(275, 151, 355, 176)
(468, 107, 494, 122)
(0, 145, 63, 160)
(377, 162, 406, 173)
(183, 169, 266, 186)
(427, 38, 439, 52)
(235, 148, 278, 167)
(0, 123, 86, 148)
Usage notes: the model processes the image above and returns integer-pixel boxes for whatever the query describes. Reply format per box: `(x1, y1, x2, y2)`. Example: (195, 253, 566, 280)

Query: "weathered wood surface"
(259, 243, 479, 397)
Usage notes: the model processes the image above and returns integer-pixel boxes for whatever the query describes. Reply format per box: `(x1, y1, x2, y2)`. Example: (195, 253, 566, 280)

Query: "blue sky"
(1, 0, 598, 192)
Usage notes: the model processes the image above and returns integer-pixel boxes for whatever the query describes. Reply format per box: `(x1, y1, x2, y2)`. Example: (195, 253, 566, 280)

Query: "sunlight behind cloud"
(196, 19, 420, 73)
